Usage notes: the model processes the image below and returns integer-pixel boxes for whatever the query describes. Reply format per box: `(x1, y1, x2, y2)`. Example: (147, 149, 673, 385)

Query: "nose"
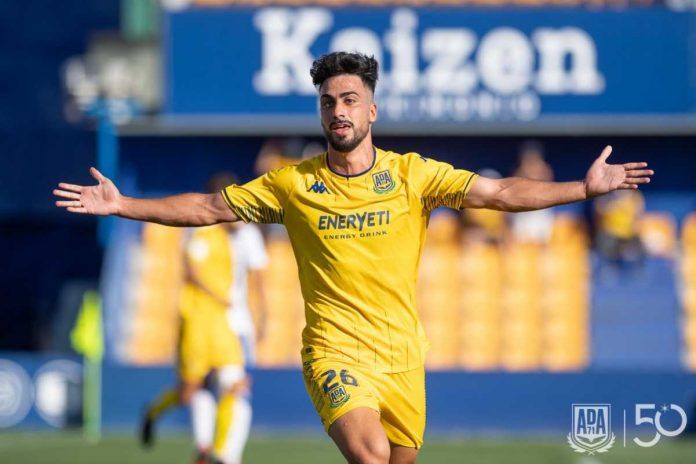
(332, 101, 347, 120)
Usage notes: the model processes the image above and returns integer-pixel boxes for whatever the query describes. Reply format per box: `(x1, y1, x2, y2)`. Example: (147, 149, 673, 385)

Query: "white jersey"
(227, 223, 268, 336)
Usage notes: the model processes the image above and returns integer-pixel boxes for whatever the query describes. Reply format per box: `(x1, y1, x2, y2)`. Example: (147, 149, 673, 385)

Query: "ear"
(369, 101, 378, 124)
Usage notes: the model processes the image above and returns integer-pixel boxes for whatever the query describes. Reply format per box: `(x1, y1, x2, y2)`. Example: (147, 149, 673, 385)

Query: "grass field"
(1, 433, 696, 464)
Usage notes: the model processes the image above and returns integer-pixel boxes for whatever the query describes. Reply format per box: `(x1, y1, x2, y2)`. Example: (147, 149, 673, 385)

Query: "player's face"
(319, 74, 377, 153)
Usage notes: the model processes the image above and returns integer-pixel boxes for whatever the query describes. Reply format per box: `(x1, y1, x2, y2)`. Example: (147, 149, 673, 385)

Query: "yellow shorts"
(178, 315, 243, 383)
(302, 358, 426, 449)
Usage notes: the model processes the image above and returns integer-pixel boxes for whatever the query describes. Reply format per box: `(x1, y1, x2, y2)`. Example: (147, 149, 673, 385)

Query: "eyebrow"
(320, 91, 360, 99)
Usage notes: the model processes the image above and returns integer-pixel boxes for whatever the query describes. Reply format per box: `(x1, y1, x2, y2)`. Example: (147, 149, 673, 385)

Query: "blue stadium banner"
(163, 8, 696, 132)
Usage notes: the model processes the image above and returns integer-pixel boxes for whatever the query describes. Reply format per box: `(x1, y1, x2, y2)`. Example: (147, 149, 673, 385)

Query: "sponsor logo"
(253, 8, 605, 121)
(34, 360, 82, 428)
(567, 404, 615, 454)
(0, 360, 33, 428)
(317, 210, 390, 231)
(372, 170, 396, 194)
(307, 180, 329, 194)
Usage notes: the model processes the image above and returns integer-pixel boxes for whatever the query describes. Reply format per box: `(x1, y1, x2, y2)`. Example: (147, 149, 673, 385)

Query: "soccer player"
(54, 52, 653, 464)
(212, 173, 269, 464)
(140, 176, 254, 464)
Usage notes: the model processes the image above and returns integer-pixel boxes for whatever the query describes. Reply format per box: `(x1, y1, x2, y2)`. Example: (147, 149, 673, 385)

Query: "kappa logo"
(307, 180, 329, 194)
(567, 404, 616, 455)
(372, 170, 396, 194)
(328, 385, 350, 409)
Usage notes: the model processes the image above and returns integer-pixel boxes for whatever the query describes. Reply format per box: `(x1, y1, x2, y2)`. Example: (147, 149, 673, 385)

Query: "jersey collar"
(325, 146, 377, 179)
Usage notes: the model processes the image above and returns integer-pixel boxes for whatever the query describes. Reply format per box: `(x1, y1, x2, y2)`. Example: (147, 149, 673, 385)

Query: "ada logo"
(328, 385, 350, 409)
(567, 404, 616, 455)
(372, 170, 396, 194)
(307, 180, 329, 194)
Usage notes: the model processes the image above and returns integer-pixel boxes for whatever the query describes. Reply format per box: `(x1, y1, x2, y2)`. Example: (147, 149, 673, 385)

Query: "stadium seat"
(551, 213, 590, 247)
(682, 212, 696, 247)
(684, 287, 696, 316)
(443, 213, 590, 371)
(126, 224, 184, 364)
(419, 212, 462, 368)
(257, 234, 305, 367)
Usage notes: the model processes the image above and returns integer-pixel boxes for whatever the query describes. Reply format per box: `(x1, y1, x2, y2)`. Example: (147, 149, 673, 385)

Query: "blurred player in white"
(140, 173, 267, 464)
(219, 174, 270, 464)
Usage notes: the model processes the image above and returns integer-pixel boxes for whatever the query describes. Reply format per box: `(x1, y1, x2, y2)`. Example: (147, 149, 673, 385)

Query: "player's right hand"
(53, 167, 121, 216)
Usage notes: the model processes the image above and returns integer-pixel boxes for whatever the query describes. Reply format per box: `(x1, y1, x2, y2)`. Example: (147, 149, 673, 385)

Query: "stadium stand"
(106, 204, 696, 375)
(123, 224, 183, 364)
(419, 211, 590, 371)
(682, 213, 696, 371)
(256, 231, 305, 367)
(109, 210, 592, 372)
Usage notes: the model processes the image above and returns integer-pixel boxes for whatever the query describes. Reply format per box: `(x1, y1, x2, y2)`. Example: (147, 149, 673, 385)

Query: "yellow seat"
(126, 224, 184, 364)
(682, 212, 696, 247)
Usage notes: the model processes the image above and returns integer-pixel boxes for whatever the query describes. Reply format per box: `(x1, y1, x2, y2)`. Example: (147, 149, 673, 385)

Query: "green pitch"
(1, 432, 695, 463)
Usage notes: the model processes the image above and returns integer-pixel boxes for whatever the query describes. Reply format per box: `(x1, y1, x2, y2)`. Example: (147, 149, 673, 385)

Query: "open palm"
(54, 167, 121, 216)
(584, 146, 653, 198)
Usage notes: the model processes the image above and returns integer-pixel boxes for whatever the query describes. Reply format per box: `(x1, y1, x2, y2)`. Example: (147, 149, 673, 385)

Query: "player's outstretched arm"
(54, 167, 238, 226)
(462, 145, 654, 212)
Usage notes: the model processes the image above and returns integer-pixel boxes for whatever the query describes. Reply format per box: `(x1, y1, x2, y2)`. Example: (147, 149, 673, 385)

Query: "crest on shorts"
(567, 404, 615, 454)
(372, 170, 396, 194)
(328, 385, 350, 409)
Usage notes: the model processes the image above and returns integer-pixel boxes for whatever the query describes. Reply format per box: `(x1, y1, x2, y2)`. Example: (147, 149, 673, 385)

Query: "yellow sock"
(213, 391, 236, 456)
(147, 388, 179, 421)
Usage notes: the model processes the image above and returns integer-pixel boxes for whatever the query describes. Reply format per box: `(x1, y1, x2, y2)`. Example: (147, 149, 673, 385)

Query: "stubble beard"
(323, 122, 369, 153)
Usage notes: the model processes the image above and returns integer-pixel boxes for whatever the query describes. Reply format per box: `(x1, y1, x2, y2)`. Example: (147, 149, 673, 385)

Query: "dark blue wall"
(121, 135, 696, 192)
(0, 1, 120, 349)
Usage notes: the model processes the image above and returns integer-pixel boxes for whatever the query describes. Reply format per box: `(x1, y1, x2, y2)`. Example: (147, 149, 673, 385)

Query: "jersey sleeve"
(220, 167, 295, 224)
(409, 153, 478, 211)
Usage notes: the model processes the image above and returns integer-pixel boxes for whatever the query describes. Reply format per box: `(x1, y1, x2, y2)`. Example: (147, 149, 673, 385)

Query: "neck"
(327, 135, 374, 176)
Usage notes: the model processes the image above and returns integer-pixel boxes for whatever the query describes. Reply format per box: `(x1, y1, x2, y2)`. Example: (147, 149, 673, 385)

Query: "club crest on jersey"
(328, 385, 350, 409)
(307, 180, 329, 194)
(372, 170, 396, 194)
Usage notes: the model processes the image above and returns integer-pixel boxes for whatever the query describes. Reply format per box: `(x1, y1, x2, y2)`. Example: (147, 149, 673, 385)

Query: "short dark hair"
(310, 52, 379, 94)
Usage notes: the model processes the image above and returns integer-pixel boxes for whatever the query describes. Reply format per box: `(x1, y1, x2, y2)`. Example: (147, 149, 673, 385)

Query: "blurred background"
(1, 0, 696, 462)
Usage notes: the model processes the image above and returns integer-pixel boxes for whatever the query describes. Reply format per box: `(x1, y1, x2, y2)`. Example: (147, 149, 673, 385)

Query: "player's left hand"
(584, 145, 653, 198)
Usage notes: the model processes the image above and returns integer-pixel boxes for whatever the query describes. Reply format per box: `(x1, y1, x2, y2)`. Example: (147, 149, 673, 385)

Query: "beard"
(322, 120, 369, 153)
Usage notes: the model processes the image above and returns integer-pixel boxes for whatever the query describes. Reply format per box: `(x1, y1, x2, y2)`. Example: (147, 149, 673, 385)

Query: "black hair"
(310, 52, 379, 94)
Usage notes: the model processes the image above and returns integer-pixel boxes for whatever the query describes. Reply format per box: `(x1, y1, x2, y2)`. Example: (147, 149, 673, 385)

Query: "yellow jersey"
(180, 225, 234, 321)
(222, 148, 477, 373)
